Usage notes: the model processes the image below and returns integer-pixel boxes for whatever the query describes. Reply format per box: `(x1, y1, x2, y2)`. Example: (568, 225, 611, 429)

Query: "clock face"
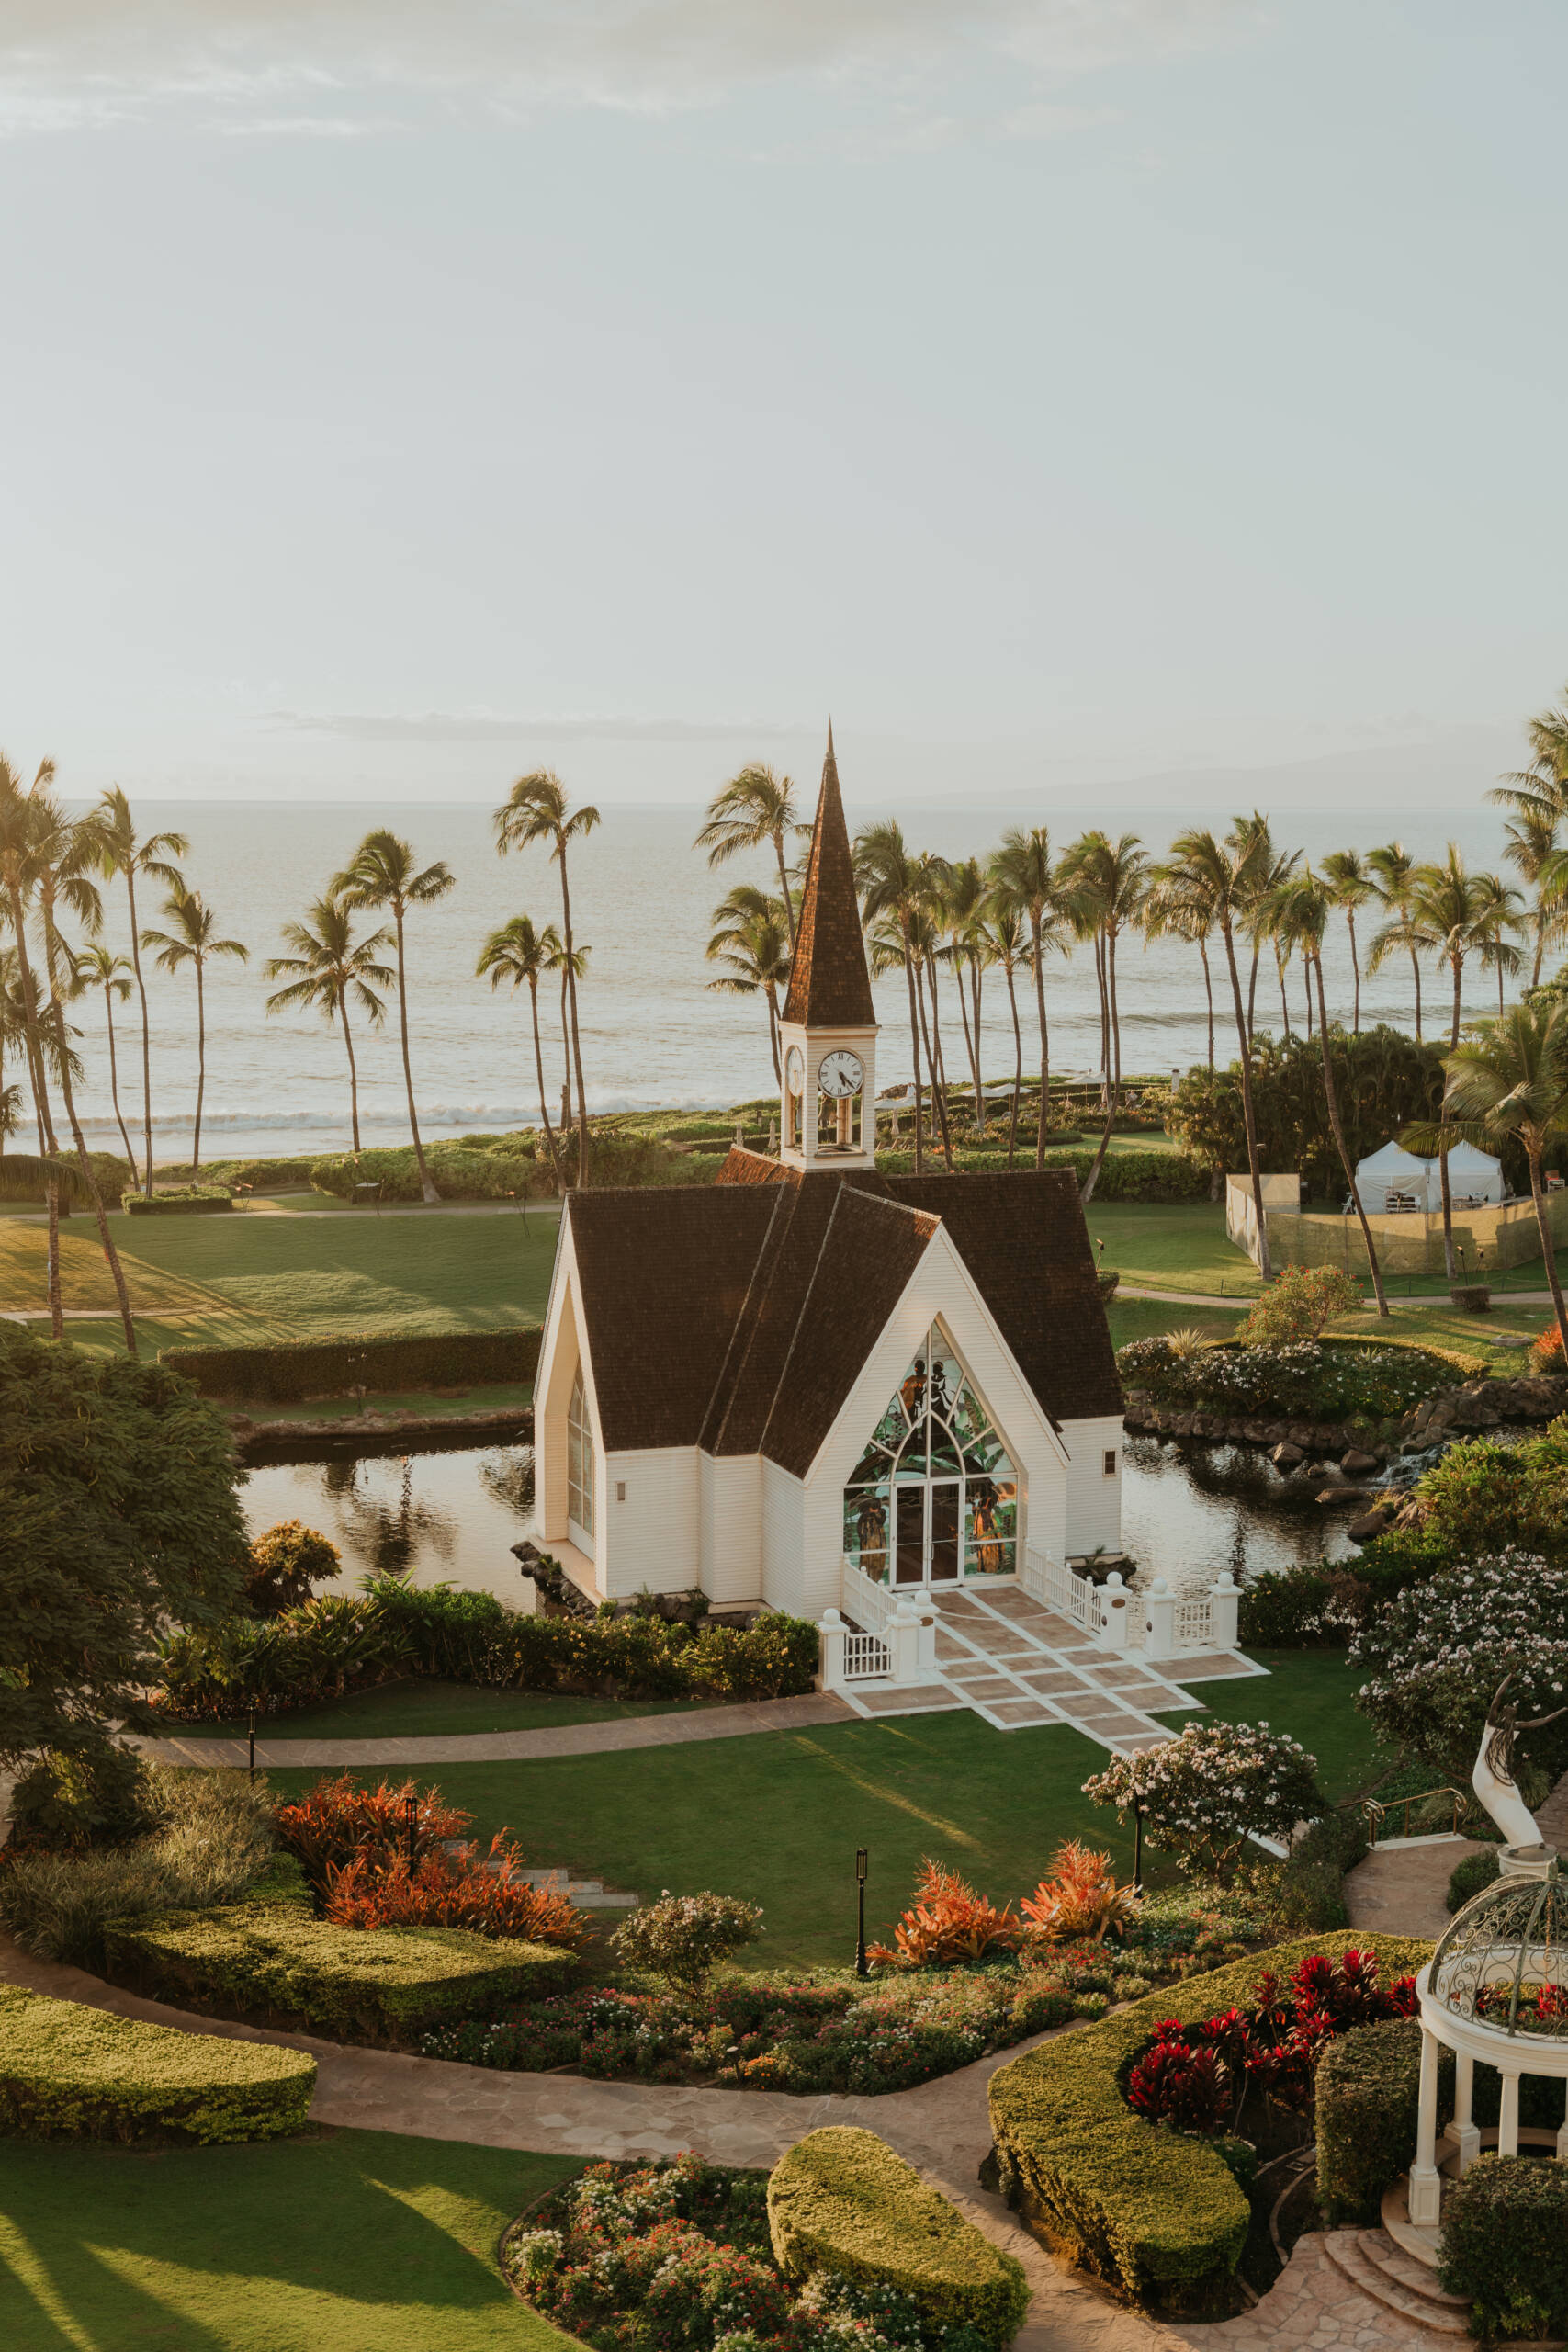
(784, 1047, 805, 1094)
(818, 1049, 864, 1099)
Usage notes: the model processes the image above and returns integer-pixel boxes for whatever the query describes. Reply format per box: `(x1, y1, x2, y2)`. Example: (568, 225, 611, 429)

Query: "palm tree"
(1431, 1002, 1568, 1360)
(1319, 849, 1376, 1035)
(694, 764, 804, 951)
(1489, 683, 1568, 831)
(1234, 817, 1299, 1044)
(494, 774, 599, 1187)
(0, 754, 69, 1329)
(265, 897, 393, 1154)
(89, 788, 187, 1196)
(1503, 806, 1563, 988)
(704, 886, 792, 1083)
(855, 820, 931, 1175)
(72, 942, 139, 1177)
(913, 860, 957, 1170)
(141, 887, 249, 1178)
(988, 826, 1073, 1164)
(547, 933, 591, 1138)
(939, 855, 990, 1136)
(1153, 823, 1277, 1278)
(475, 915, 568, 1191)
(1367, 842, 1425, 1040)
(1060, 831, 1149, 1205)
(1145, 870, 1218, 1070)
(331, 832, 454, 1203)
(27, 786, 139, 1352)
(1400, 847, 1501, 1282)
(977, 903, 1028, 1167)
(1472, 873, 1526, 1016)
(1271, 867, 1391, 1316)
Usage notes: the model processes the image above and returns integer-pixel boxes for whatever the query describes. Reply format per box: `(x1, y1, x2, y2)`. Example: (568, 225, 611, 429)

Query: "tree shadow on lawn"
(0, 2129, 577, 2352)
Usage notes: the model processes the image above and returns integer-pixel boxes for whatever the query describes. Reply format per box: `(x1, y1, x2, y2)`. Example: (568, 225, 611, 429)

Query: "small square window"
(1102, 1449, 1118, 1477)
(615, 1481, 626, 1503)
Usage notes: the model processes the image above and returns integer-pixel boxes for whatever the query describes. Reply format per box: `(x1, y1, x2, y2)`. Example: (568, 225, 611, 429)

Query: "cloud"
(265, 708, 800, 742)
(0, 1, 1257, 132)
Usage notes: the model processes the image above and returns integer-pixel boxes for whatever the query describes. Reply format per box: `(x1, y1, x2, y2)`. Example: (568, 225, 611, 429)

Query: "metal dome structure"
(1429, 1865, 1568, 2041)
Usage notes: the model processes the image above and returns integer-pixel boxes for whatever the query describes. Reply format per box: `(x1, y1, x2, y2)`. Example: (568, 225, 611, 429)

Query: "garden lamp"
(1132, 1795, 1144, 1894)
(247, 1704, 256, 1784)
(854, 1848, 869, 1978)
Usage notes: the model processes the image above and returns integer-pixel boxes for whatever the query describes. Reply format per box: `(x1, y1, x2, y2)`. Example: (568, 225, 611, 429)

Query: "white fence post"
(915, 1604, 937, 1680)
(818, 1606, 847, 1691)
(1210, 1571, 1240, 1650)
(1099, 1569, 1132, 1651)
(1144, 1575, 1175, 1661)
(888, 1599, 920, 1685)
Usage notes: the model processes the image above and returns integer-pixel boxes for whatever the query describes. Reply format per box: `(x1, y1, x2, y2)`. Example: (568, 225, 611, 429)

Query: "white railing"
(1174, 1593, 1213, 1649)
(842, 1630, 892, 1681)
(1025, 1544, 1107, 1636)
(1022, 1549, 1242, 1661)
(840, 1555, 896, 1639)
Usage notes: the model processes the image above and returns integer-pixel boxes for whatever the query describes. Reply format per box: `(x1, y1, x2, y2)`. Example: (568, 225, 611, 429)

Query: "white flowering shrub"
(1083, 1721, 1323, 1883)
(1350, 1550, 1568, 1787)
(610, 1890, 764, 1990)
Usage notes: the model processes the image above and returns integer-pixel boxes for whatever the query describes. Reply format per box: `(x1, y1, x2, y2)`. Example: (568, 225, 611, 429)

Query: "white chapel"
(527, 735, 1126, 1624)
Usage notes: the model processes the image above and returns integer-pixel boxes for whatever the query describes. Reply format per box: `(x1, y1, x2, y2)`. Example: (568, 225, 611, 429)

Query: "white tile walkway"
(837, 1581, 1269, 1752)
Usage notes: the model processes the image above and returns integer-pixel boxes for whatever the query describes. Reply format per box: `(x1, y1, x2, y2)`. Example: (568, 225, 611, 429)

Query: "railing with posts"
(840, 1555, 896, 1639)
(842, 1631, 892, 1681)
(1175, 1593, 1213, 1649)
(1361, 1788, 1471, 1845)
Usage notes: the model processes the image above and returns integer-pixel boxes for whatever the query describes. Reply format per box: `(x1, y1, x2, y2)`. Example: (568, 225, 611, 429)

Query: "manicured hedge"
(1316, 2017, 1453, 2222)
(126, 1188, 233, 1217)
(0, 1983, 315, 2145)
(1038, 1148, 1209, 1203)
(105, 1901, 576, 2044)
(768, 2127, 1029, 2342)
(1448, 1848, 1502, 1913)
(1267, 1808, 1369, 1930)
(1440, 2154, 1568, 2342)
(159, 1325, 543, 1402)
(987, 1931, 1432, 2316)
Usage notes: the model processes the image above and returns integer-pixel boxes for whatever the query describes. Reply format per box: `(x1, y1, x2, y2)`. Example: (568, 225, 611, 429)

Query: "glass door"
(929, 1482, 961, 1582)
(894, 1485, 926, 1585)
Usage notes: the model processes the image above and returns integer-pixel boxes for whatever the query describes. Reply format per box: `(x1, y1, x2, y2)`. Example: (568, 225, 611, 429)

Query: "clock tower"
(777, 726, 878, 1171)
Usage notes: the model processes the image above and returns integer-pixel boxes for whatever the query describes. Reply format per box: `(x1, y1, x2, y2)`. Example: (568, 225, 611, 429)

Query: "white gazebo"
(1407, 1865, 1568, 2229)
(1351, 1140, 1432, 1211)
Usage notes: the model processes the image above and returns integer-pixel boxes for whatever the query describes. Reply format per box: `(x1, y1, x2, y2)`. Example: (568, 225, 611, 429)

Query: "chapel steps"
(1321, 2230, 1471, 2337)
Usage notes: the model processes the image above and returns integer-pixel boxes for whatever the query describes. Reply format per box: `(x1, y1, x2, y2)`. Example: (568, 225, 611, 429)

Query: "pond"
(242, 1429, 1359, 1606)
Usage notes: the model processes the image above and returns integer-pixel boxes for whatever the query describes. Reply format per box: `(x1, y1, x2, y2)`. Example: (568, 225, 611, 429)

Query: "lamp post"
(247, 1704, 256, 1784)
(854, 1848, 869, 1978)
(1132, 1795, 1144, 1894)
(404, 1791, 420, 1869)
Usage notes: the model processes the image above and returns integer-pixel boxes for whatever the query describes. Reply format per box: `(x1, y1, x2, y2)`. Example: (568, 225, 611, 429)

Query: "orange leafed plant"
(321, 1831, 587, 1949)
(274, 1773, 469, 1888)
(866, 1858, 1022, 1970)
(1531, 1323, 1563, 1372)
(1020, 1840, 1141, 1945)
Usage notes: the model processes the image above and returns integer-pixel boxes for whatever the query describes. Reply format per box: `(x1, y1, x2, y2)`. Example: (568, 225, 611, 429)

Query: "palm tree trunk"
(773, 828, 796, 952)
(126, 865, 155, 1196)
(1348, 909, 1360, 1035)
(1437, 959, 1462, 1283)
(1200, 935, 1214, 1069)
(765, 982, 781, 1086)
(193, 954, 207, 1176)
(1529, 1147, 1568, 1362)
(1003, 958, 1021, 1169)
(1276, 941, 1291, 1039)
(1031, 910, 1050, 1166)
(392, 906, 436, 1203)
(1313, 956, 1388, 1316)
(46, 938, 136, 1355)
(1247, 943, 1260, 1046)
(1093, 933, 1110, 1108)
(558, 847, 590, 1189)
(1534, 910, 1547, 989)
(1080, 927, 1123, 1208)
(527, 975, 564, 1191)
(953, 953, 982, 1136)
(338, 989, 363, 1153)
(902, 939, 924, 1176)
(923, 953, 954, 1171)
(1221, 916, 1271, 1283)
(104, 989, 137, 1178)
(6, 879, 62, 1333)
(1411, 944, 1423, 1042)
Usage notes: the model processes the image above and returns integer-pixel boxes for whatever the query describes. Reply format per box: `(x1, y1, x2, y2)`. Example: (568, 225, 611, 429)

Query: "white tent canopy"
(1353, 1140, 1433, 1211)
(1440, 1142, 1505, 1204)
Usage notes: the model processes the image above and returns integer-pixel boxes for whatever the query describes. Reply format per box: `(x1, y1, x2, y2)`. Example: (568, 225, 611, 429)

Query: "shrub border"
(159, 1325, 543, 1402)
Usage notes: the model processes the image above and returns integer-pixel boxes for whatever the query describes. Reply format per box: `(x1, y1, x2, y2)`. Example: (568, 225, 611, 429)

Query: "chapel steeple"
(777, 725, 879, 1170)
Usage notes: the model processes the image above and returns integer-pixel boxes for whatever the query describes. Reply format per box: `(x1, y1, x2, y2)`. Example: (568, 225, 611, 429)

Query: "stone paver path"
(840, 1582, 1265, 1751)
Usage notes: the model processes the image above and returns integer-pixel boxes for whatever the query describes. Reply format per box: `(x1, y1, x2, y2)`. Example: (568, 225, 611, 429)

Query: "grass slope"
(201, 1679, 713, 1740)
(0, 2128, 578, 2352)
(1153, 1650, 1394, 1805)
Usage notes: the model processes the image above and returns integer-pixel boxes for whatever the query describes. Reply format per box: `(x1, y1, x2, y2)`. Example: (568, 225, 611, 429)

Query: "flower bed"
(506, 2153, 1022, 2352)
(1115, 1334, 1458, 1425)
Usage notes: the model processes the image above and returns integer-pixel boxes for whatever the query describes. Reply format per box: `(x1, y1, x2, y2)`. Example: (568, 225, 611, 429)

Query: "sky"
(1, 1, 1565, 808)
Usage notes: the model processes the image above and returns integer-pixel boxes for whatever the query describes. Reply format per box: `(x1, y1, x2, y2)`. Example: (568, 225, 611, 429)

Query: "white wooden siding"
(603, 1447, 700, 1599)
(700, 1453, 763, 1606)
(1061, 1413, 1125, 1557)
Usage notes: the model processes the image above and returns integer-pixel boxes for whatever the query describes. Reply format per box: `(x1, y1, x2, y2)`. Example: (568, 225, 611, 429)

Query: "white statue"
(1472, 1674, 1565, 1854)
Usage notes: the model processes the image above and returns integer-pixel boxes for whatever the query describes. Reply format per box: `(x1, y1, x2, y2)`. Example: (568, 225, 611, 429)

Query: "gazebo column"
(1450, 2050, 1481, 2174)
(1499, 2068, 1521, 2161)
(1409, 2022, 1444, 2227)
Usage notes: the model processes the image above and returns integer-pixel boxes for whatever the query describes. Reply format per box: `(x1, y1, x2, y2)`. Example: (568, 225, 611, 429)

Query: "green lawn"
(0, 2128, 577, 2352)
(1083, 1202, 1261, 1298)
(265, 1653, 1385, 1970)
(202, 1679, 713, 1740)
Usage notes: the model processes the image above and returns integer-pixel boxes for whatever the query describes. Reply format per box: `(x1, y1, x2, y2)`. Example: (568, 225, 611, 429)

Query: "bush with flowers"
(1350, 1549, 1568, 1792)
(1083, 1722, 1324, 1884)
(505, 2154, 1020, 2352)
(1114, 1333, 1455, 1425)
(611, 1892, 765, 1990)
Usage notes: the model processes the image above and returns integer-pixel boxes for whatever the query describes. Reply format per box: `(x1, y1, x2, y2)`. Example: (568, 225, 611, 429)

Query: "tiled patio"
(837, 1580, 1267, 1751)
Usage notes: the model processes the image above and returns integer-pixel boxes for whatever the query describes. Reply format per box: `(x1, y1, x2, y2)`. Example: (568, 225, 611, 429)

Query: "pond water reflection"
(242, 1430, 1352, 1606)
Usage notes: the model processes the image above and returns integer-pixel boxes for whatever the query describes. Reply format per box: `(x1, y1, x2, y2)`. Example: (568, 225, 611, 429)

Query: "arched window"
(567, 1366, 595, 1539)
(841, 1322, 1017, 1587)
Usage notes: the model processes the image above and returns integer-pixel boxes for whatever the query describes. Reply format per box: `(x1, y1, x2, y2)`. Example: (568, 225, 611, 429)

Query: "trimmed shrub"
(1084, 1721, 1323, 1883)
(987, 1931, 1432, 2315)
(610, 1891, 764, 1989)
(245, 1521, 341, 1614)
(106, 1902, 576, 2043)
(158, 1324, 542, 1403)
(1439, 2154, 1568, 2342)
(1316, 2016, 1453, 2222)
(5, 1744, 157, 1855)
(1266, 1809, 1368, 1932)
(1448, 1847, 1502, 1912)
(1039, 1148, 1209, 1204)
(0, 1982, 315, 2144)
(769, 2127, 1030, 2342)
(126, 1187, 233, 1216)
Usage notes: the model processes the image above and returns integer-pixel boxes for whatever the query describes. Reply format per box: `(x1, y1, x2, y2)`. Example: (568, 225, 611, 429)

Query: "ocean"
(43, 793, 1527, 1166)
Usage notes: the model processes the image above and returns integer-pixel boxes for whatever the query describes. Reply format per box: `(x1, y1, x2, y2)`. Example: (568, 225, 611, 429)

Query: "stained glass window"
(567, 1366, 595, 1539)
(842, 1322, 1017, 1584)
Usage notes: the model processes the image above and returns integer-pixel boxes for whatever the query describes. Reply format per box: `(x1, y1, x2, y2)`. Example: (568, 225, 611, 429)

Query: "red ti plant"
(273, 1773, 468, 1890)
(322, 1832, 586, 1948)
(1126, 2027, 1232, 2134)
(866, 1859, 1022, 1969)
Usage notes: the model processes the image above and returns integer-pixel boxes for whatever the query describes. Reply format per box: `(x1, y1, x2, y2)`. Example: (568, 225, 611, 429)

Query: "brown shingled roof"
(780, 727, 877, 1031)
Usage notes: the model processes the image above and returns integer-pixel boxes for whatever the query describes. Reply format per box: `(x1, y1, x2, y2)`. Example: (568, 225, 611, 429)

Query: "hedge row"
(105, 1901, 575, 2045)
(126, 1189, 234, 1217)
(768, 2127, 1029, 2342)
(159, 1325, 543, 1402)
(1441, 2154, 1568, 2341)
(1267, 1808, 1370, 1930)
(987, 1931, 1433, 2316)
(1039, 1148, 1210, 1203)
(0, 1982, 315, 2145)
(1315, 2018, 1450, 2223)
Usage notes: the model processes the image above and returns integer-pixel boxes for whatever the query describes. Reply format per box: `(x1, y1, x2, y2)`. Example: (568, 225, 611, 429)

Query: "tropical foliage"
(1084, 1721, 1324, 1883)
